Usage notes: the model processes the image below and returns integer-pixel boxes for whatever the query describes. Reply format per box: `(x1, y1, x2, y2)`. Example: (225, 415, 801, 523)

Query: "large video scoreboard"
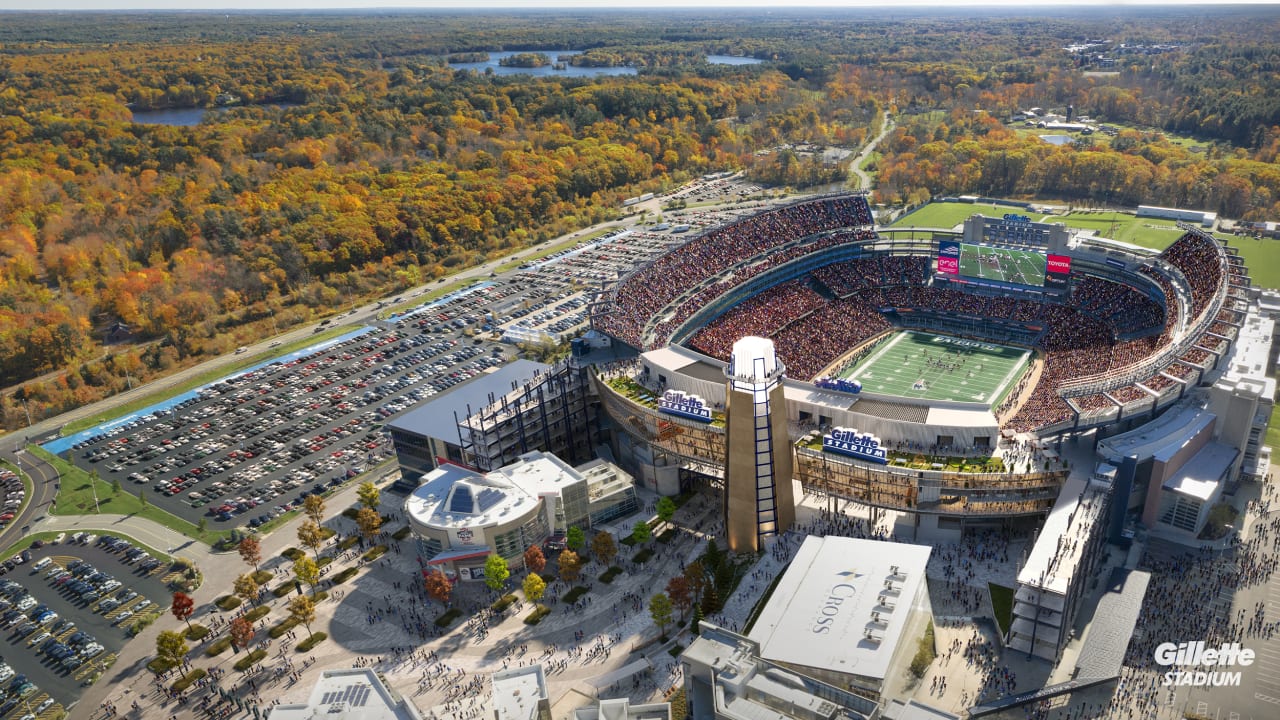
(939, 213, 1073, 291)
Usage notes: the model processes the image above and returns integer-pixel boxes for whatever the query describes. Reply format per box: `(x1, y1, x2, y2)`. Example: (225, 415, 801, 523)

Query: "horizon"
(5, 0, 1279, 13)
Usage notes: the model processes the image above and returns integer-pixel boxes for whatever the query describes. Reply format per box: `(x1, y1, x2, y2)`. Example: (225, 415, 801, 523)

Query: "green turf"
(890, 202, 1018, 230)
(1041, 210, 1186, 250)
(842, 331, 1030, 404)
(988, 582, 1015, 637)
(1224, 237, 1280, 291)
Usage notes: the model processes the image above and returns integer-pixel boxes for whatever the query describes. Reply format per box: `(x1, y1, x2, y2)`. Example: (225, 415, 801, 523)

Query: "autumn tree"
(298, 519, 326, 560)
(170, 591, 194, 629)
(425, 568, 452, 608)
(237, 536, 262, 572)
(233, 574, 259, 607)
(288, 594, 318, 639)
(155, 630, 189, 669)
(591, 531, 617, 567)
(355, 507, 382, 544)
(558, 550, 583, 584)
(357, 481, 380, 511)
(522, 572, 547, 604)
(523, 544, 546, 576)
(303, 494, 326, 525)
(483, 554, 510, 593)
(684, 560, 707, 607)
(293, 556, 320, 596)
(228, 616, 254, 652)
(666, 575, 693, 622)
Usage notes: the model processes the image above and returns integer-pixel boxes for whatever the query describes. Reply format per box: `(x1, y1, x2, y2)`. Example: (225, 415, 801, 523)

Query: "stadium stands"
(595, 199, 1233, 434)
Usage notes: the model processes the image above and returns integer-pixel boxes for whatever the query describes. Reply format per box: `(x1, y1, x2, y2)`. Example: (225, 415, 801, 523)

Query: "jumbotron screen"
(938, 241, 1072, 289)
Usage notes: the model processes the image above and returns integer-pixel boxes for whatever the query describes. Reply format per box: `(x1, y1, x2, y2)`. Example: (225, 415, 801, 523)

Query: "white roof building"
(746, 536, 932, 697)
(268, 669, 424, 720)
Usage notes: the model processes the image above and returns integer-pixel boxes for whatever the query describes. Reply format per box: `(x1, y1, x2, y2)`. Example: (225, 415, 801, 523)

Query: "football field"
(841, 331, 1030, 404)
(958, 245, 1046, 286)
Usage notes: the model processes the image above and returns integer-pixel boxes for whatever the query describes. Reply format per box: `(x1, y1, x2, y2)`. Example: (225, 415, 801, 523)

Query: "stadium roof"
(1074, 568, 1150, 681)
(270, 669, 423, 720)
(1016, 471, 1109, 594)
(492, 665, 548, 720)
(1095, 402, 1215, 464)
(1163, 442, 1237, 501)
(748, 536, 930, 682)
(387, 359, 549, 442)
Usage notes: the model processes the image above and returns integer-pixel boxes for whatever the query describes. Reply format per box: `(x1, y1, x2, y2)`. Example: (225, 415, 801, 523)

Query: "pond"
(447, 50, 637, 78)
(706, 55, 764, 65)
(129, 102, 298, 127)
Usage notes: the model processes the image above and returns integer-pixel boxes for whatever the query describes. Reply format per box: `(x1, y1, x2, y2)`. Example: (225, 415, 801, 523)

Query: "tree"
(424, 568, 453, 608)
(483, 554, 510, 592)
(198, 517, 208, 534)
(666, 575, 693, 622)
(591, 531, 617, 567)
(237, 536, 262, 571)
(288, 594, 317, 639)
(684, 560, 707, 606)
(228, 616, 254, 652)
(650, 592, 674, 639)
(566, 526, 585, 554)
(357, 481, 380, 511)
(170, 591, 195, 629)
(630, 520, 652, 546)
(355, 507, 382, 544)
(293, 556, 320, 596)
(111, 477, 122, 495)
(303, 493, 326, 525)
(137, 489, 147, 507)
(523, 545, 546, 575)
(558, 550, 583, 584)
(522, 572, 547, 604)
(656, 496, 676, 526)
(233, 574, 259, 607)
(155, 630, 189, 668)
(297, 520, 326, 560)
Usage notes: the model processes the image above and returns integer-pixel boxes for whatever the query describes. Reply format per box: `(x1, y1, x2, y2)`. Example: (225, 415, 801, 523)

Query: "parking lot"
(46, 190, 773, 534)
(0, 535, 173, 716)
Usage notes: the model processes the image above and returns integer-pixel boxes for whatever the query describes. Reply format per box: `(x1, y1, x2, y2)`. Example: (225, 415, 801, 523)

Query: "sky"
(6, 0, 1276, 10)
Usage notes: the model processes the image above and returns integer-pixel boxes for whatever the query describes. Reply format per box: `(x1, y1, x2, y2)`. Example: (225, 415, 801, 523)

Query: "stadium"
(586, 192, 1252, 535)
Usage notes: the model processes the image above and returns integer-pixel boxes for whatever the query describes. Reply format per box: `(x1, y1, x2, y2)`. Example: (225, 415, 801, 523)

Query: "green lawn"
(61, 323, 360, 436)
(1224, 237, 1280, 291)
(30, 445, 226, 546)
(890, 201, 1020, 230)
(988, 582, 1015, 637)
(1047, 210, 1185, 250)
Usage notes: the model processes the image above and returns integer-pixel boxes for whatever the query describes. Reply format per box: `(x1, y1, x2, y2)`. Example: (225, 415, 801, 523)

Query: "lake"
(447, 50, 637, 78)
(706, 55, 764, 65)
(130, 102, 298, 127)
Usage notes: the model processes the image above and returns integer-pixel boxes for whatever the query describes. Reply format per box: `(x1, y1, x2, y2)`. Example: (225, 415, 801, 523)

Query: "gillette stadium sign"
(822, 427, 889, 464)
(659, 390, 713, 423)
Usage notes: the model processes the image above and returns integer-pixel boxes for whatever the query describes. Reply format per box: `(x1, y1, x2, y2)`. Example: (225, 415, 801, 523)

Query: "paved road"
(850, 111, 894, 191)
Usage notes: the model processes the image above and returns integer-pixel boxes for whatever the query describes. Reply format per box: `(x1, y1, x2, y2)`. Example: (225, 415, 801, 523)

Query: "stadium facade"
(388, 192, 1276, 678)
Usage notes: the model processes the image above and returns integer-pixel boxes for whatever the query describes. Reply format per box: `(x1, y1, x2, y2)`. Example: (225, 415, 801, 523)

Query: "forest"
(1, 7, 1278, 431)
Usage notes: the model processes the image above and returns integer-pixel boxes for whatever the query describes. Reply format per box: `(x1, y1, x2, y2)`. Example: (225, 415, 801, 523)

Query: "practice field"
(1043, 210, 1186, 250)
(958, 244, 1046, 286)
(842, 331, 1031, 404)
(889, 202, 1018, 230)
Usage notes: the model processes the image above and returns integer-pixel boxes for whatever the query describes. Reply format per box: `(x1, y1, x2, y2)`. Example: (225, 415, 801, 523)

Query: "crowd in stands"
(595, 196, 873, 348)
(1071, 394, 1116, 413)
(1071, 276, 1166, 336)
(599, 207, 1235, 433)
(1160, 231, 1225, 319)
(687, 280, 826, 360)
(1140, 373, 1178, 393)
(770, 295, 893, 380)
